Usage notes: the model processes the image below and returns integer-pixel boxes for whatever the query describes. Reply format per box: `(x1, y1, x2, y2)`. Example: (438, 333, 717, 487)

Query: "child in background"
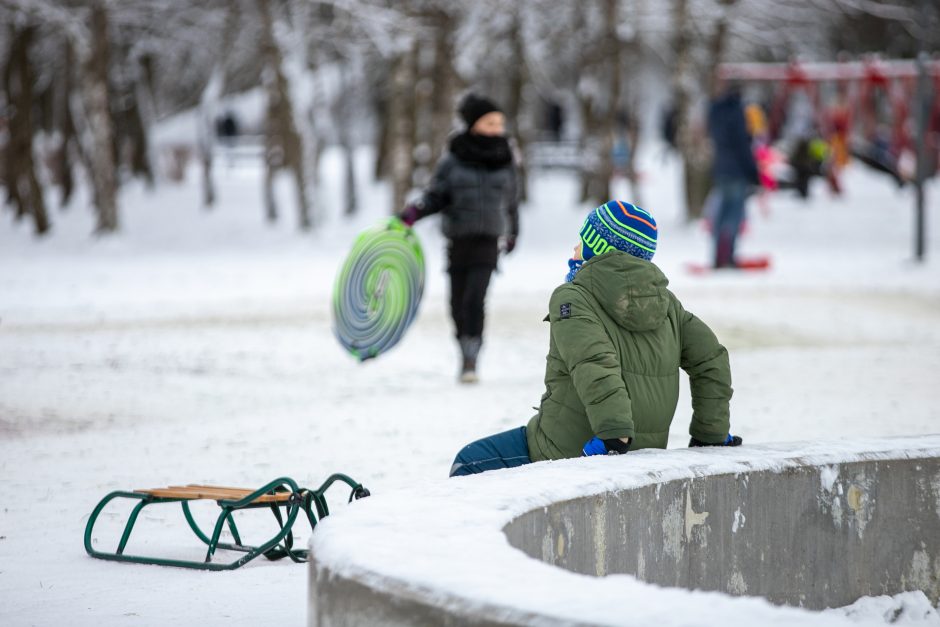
(450, 201, 741, 477)
(400, 94, 520, 383)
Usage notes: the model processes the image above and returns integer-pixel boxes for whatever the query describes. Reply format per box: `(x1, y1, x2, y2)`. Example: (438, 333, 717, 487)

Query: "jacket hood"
(572, 250, 669, 331)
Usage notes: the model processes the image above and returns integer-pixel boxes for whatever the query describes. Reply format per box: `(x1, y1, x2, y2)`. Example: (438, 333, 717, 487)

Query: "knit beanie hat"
(459, 94, 502, 129)
(579, 200, 657, 262)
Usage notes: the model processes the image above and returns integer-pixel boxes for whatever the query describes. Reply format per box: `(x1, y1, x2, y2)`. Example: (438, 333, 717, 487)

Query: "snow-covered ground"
(1, 146, 938, 626)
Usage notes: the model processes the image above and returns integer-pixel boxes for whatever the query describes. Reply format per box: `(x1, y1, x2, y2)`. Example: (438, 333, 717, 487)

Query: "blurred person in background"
(707, 82, 760, 268)
(824, 86, 852, 192)
(399, 94, 520, 383)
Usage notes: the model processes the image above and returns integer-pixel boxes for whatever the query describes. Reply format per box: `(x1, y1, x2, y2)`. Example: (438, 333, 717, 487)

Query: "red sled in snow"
(685, 255, 772, 276)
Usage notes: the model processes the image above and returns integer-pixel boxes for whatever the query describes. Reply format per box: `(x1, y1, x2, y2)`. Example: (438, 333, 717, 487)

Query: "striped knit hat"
(579, 200, 657, 262)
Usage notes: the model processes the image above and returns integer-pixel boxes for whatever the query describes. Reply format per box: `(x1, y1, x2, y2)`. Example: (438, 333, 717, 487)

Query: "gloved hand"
(582, 436, 630, 456)
(689, 434, 743, 447)
(399, 203, 420, 227)
(503, 235, 517, 254)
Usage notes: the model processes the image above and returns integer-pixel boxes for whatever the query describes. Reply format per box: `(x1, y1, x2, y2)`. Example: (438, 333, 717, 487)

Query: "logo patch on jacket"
(559, 303, 571, 319)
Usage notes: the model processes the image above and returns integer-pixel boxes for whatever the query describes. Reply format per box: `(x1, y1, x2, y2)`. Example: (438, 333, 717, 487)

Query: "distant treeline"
(1, 0, 935, 236)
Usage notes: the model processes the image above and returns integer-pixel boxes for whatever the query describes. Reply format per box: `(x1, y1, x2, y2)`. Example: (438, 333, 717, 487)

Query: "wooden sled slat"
(136, 485, 291, 503)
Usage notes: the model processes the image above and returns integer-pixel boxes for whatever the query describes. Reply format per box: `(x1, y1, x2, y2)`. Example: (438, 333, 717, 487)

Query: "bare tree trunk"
(54, 37, 76, 208)
(578, 96, 604, 203)
(134, 54, 157, 187)
(199, 68, 222, 208)
(259, 2, 279, 223)
(599, 0, 621, 203)
(200, 135, 215, 207)
(621, 5, 644, 207)
(3, 25, 50, 235)
(389, 44, 416, 213)
(578, 127, 589, 202)
(336, 67, 358, 216)
(76, 4, 119, 234)
(410, 27, 434, 189)
(685, 0, 737, 220)
(342, 130, 357, 216)
(373, 78, 391, 181)
(676, 0, 736, 222)
(506, 6, 530, 203)
(124, 87, 154, 186)
(708, 0, 737, 97)
(109, 43, 154, 187)
(257, 0, 310, 229)
(429, 8, 457, 164)
(264, 164, 277, 222)
(298, 3, 324, 204)
(579, 0, 619, 205)
(308, 65, 326, 193)
(672, 0, 709, 222)
(199, 0, 239, 209)
(2, 25, 24, 218)
(575, 5, 597, 203)
(624, 105, 643, 205)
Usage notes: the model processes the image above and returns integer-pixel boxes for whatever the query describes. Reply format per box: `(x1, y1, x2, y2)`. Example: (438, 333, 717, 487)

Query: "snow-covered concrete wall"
(505, 458, 940, 610)
(309, 437, 940, 627)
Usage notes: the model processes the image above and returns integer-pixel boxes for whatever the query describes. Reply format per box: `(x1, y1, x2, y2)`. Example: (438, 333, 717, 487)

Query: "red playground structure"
(719, 57, 940, 187)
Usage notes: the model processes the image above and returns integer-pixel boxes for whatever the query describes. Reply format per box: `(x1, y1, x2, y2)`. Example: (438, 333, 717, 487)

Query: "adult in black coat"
(400, 94, 520, 383)
(707, 84, 759, 268)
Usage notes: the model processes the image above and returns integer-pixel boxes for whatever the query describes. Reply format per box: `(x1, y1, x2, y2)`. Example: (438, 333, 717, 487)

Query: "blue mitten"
(582, 437, 630, 456)
(582, 437, 607, 456)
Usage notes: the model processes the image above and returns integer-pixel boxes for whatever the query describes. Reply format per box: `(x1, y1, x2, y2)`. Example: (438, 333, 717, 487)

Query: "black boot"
(458, 336, 482, 384)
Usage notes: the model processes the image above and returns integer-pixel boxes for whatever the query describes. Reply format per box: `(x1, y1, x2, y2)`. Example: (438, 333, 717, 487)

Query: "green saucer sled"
(333, 217, 425, 361)
(84, 474, 369, 570)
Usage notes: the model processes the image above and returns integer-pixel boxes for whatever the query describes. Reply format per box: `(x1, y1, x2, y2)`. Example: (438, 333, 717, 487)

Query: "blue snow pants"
(713, 178, 750, 268)
(449, 427, 532, 477)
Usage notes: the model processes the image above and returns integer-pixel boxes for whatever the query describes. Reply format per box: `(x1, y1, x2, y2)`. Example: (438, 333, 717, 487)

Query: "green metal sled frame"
(84, 474, 369, 570)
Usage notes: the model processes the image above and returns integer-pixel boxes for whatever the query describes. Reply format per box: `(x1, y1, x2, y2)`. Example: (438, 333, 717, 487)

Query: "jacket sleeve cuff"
(595, 427, 635, 441)
(689, 428, 727, 445)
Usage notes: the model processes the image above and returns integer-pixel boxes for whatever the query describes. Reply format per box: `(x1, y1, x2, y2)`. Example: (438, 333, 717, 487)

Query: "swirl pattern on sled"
(332, 217, 425, 361)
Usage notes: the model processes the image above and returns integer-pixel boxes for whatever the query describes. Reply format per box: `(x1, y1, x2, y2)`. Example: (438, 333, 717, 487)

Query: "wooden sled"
(84, 474, 369, 570)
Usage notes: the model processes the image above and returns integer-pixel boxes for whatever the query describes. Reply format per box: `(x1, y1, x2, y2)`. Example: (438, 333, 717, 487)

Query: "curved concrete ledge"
(309, 436, 940, 626)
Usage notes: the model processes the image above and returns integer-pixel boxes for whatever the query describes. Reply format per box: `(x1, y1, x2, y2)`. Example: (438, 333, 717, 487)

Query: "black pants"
(448, 236, 498, 339)
(449, 265, 493, 339)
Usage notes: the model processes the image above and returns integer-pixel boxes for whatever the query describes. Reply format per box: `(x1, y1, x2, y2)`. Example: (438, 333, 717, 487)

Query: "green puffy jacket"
(526, 251, 732, 461)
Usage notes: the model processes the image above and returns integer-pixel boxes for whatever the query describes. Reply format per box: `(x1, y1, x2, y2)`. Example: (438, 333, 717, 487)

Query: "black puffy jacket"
(416, 134, 520, 241)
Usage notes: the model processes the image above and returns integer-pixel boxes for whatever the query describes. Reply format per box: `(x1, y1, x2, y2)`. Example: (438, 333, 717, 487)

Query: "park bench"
(84, 474, 369, 570)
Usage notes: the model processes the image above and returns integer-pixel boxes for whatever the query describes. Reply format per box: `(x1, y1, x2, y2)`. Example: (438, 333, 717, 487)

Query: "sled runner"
(84, 474, 369, 570)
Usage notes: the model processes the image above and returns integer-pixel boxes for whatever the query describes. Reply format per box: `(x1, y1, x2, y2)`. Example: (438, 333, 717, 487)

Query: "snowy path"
(1, 152, 938, 625)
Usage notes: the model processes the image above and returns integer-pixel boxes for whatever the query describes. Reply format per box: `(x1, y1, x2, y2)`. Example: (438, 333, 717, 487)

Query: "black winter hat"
(459, 94, 502, 129)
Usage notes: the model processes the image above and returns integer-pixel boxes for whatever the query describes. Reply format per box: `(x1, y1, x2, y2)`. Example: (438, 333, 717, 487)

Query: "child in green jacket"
(450, 200, 740, 477)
